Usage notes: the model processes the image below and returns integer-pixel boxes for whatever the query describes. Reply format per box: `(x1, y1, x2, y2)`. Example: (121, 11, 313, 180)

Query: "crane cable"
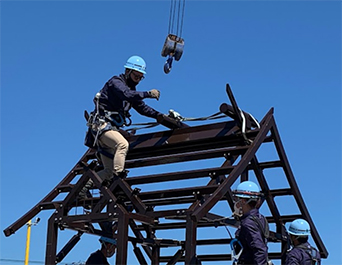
(168, 0, 186, 38)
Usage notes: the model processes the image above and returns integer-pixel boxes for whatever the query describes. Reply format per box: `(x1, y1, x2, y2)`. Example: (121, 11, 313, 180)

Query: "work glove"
(148, 89, 160, 100)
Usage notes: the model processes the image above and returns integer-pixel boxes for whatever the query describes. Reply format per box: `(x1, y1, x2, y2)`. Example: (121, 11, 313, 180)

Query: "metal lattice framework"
(4, 84, 328, 265)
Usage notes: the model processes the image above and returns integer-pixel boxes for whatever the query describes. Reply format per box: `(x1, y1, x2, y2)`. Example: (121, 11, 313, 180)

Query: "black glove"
(148, 89, 160, 100)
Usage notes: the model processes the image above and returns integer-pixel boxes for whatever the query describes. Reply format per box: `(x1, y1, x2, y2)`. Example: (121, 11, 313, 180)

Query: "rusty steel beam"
(126, 145, 248, 168)
(192, 108, 275, 221)
(129, 220, 153, 259)
(45, 215, 59, 265)
(56, 232, 82, 263)
(116, 209, 129, 265)
(126, 165, 236, 185)
(270, 121, 329, 258)
(184, 213, 198, 265)
(3, 150, 93, 237)
(3, 83, 328, 265)
(127, 120, 240, 153)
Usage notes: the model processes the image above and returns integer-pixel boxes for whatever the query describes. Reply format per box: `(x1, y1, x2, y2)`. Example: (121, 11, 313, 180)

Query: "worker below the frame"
(79, 55, 161, 198)
(85, 236, 117, 265)
(285, 219, 321, 265)
(232, 181, 272, 265)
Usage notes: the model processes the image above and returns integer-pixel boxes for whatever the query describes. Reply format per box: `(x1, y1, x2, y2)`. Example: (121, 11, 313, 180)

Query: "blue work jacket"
(96, 74, 160, 119)
(85, 250, 109, 265)
(285, 242, 321, 265)
(235, 208, 269, 265)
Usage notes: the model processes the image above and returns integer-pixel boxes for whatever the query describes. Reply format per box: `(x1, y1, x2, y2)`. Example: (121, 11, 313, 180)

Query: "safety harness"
(247, 215, 273, 265)
(249, 215, 270, 241)
(84, 92, 129, 160)
(295, 244, 320, 265)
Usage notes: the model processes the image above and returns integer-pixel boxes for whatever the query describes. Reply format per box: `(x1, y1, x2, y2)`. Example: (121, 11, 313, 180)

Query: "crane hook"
(164, 55, 173, 74)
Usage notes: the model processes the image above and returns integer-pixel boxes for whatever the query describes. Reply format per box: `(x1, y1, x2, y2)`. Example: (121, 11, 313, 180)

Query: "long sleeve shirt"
(96, 74, 160, 119)
(85, 250, 110, 265)
(285, 242, 321, 265)
(235, 208, 269, 265)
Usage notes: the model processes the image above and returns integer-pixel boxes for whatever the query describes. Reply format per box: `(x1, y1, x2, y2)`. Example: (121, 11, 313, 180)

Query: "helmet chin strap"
(233, 198, 258, 217)
(125, 70, 138, 87)
(125, 69, 132, 79)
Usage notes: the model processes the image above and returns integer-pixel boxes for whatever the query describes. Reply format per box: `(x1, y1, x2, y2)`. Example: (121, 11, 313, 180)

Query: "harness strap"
(295, 244, 320, 265)
(125, 111, 227, 133)
(249, 215, 270, 240)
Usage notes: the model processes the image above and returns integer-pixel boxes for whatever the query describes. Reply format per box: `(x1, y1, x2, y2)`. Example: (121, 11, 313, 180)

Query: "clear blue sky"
(1, 1, 341, 265)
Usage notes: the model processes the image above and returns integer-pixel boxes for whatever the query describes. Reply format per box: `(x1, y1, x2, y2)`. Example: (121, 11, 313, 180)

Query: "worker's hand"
(148, 89, 160, 100)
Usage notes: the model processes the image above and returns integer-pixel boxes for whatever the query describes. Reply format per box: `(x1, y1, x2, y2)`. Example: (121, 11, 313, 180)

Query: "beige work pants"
(97, 129, 129, 181)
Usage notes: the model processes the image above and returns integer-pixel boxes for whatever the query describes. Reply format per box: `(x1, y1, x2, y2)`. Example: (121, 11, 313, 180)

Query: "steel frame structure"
(4, 84, 328, 265)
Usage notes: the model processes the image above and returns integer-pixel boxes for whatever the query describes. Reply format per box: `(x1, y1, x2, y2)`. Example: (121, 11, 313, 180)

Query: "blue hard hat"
(99, 236, 117, 245)
(124, 55, 147, 74)
(288, 219, 310, 237)
(233, 181, 261, 199)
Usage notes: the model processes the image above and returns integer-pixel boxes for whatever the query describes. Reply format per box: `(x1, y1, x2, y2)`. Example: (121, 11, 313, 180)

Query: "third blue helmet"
(99, 236, 117, 245)
(288, 219, 310, 237)
(124, 55, 147, 74)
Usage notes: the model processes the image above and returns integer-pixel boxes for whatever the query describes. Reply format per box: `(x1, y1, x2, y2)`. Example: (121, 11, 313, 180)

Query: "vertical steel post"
(185, 214, 197, 264)
(45, 215, 58, 265)
(116, 209, 129, 265)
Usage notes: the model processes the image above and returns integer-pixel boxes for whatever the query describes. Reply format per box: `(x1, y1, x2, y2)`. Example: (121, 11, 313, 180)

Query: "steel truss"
(4, 84, 328, 265)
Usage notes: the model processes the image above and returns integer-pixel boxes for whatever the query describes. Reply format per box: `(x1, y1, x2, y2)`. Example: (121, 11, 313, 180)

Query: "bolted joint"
(132, 188, 141, 196)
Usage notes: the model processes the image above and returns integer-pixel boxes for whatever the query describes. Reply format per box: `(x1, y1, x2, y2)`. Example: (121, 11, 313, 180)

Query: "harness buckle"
(104, 111, 125, 128)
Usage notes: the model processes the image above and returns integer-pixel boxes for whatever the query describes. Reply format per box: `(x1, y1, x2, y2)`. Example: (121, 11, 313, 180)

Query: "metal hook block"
(174, 40, 184, 61)
(161, 34, 184, 59)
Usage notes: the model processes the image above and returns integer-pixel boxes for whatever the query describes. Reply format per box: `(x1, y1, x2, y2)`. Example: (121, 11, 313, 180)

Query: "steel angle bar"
(127, 120, 238, 151)
(45, 214, 59, 265)
(126, 146, 249, 169)
(55, 232, 83, 263)
(270, 120, 328, 258)
(126, 165, 236, 185)
(137, 185, 220, 201)
(192, 108, 275, 221)
(116, 179, 147, 214)
(250, 155, 282, 224)
(129, 220, 153, 259)
(3, 151, 91, 237)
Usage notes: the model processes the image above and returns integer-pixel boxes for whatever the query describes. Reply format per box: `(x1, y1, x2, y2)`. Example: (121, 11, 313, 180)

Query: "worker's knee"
(116, 140, 129, 152)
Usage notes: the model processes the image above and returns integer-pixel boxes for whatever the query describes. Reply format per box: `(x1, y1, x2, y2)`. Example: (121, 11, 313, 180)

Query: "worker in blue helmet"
(285, 219, 321, 265)
(85, 236, 117, 265)
(232, 181, 271, 265)
(79, 56, 162, 199)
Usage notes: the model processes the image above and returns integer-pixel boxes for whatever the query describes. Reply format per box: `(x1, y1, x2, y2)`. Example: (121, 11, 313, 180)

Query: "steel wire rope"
(167, 0, 186, 37)
(179, 0, 186, 37)
(168, 0, 175, 34)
